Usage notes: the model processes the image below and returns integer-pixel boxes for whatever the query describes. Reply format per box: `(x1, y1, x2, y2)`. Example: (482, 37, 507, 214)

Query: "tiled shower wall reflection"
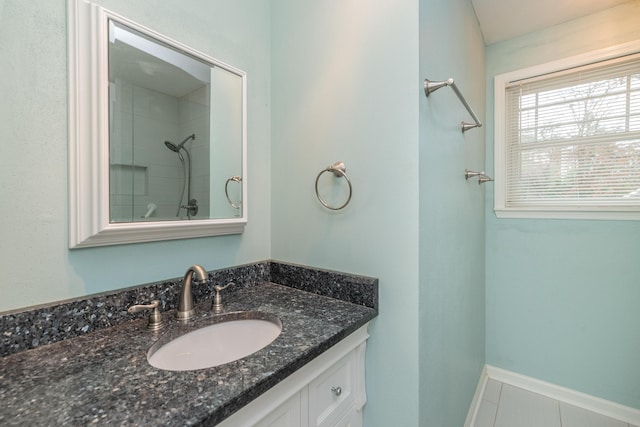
(109, 79, 210, 221)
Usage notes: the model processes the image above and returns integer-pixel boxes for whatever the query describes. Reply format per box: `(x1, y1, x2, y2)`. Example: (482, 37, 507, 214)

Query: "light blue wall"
(270, 2, 421, 425)
(0, 0, 272, 312)
(419, 0, 486, 425)
(485, 1, 640, 409)
(270, 0, 486, 425)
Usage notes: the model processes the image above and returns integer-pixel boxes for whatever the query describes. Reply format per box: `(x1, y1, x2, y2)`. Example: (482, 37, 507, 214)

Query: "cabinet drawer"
(308, 350, 356, 427)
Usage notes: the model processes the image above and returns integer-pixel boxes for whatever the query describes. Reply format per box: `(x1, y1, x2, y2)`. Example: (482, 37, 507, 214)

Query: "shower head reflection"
(164, 134, 195, 153)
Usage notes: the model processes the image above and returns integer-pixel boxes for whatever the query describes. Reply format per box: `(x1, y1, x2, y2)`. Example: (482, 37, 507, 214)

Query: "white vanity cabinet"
(217, 324, 369, 427)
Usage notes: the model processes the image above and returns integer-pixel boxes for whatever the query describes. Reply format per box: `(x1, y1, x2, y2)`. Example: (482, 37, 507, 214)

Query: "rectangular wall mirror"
(68, 0, 247, 248)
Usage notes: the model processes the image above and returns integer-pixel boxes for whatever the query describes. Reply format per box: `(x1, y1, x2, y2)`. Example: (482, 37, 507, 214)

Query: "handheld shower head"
(163, 133, 195, 219)
(164, 134, 195, 153)
(164, 141, 180, 152)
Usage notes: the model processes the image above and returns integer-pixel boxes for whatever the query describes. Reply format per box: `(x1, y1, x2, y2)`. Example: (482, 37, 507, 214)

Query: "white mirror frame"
(67, 0, 247, 248)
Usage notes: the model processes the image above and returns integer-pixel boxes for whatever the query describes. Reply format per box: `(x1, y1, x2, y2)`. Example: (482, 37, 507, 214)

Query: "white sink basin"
(148, 315, 282, 371)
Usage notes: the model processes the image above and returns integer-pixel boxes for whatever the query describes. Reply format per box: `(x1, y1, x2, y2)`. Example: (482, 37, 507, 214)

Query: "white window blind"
(504, 54, 640, 212)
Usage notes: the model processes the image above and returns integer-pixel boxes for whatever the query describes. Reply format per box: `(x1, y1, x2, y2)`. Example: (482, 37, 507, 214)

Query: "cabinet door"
(335, 408, 362, 427)
(254, 391, 304, 427)
(308, 351, 356, 427)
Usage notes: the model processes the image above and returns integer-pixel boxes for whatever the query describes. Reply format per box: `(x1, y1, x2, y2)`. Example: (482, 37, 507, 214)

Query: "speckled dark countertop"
(0, 262, 377, 426)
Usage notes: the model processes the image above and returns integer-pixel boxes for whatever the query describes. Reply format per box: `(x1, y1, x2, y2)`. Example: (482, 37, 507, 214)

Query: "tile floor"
(473, 379, 640, 427)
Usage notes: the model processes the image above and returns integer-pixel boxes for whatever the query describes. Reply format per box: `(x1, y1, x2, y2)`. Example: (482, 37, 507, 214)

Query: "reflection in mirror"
(108, 21, 243, 223)
(68, 0, 247, 248)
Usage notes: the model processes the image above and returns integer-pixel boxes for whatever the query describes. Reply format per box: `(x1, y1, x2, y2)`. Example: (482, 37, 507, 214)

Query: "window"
(494, 42, 640, 220)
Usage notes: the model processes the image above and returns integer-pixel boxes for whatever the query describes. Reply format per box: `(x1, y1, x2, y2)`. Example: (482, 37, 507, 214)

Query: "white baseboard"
(464, 365, 489, 427)
(481, 365, 640, 426)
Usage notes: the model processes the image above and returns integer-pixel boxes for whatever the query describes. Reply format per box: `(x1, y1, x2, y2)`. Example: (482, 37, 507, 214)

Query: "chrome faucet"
(176, 264, 208, 321)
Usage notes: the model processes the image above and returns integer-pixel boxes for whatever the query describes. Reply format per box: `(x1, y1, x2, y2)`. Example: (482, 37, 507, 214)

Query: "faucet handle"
(212, 282, 235, 313)
(214, 282, 234, 292)
(128, 300, 165, 331)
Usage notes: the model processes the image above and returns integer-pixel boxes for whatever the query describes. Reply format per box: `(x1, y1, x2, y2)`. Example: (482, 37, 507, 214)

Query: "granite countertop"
(0, 282, 377, 426)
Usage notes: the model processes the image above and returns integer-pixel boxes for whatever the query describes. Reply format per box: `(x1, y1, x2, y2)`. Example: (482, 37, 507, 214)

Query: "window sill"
(494, 208, 640, 221)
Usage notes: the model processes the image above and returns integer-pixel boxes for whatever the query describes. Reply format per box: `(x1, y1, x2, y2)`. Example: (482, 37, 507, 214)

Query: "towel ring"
(225, 176, 242, 209)
(315, 162, 352, 210)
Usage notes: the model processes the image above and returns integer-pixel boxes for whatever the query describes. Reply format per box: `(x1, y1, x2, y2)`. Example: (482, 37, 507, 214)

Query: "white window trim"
(494, 40, 640, 221)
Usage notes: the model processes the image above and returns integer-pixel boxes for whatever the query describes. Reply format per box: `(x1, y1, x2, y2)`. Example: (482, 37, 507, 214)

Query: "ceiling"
(471, 0, 634, 44)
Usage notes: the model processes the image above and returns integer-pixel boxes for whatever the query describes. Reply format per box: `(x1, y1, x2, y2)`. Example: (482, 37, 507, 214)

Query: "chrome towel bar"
(424, 78, 482, 133)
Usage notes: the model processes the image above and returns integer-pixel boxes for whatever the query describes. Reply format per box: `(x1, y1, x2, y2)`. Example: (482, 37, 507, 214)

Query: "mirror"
(108, 21, 244, 223)
(68, 0, 247, 248)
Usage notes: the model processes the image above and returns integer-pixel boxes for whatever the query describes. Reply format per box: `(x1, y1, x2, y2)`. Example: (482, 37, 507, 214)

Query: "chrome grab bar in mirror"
(225, 176, 242, 209)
